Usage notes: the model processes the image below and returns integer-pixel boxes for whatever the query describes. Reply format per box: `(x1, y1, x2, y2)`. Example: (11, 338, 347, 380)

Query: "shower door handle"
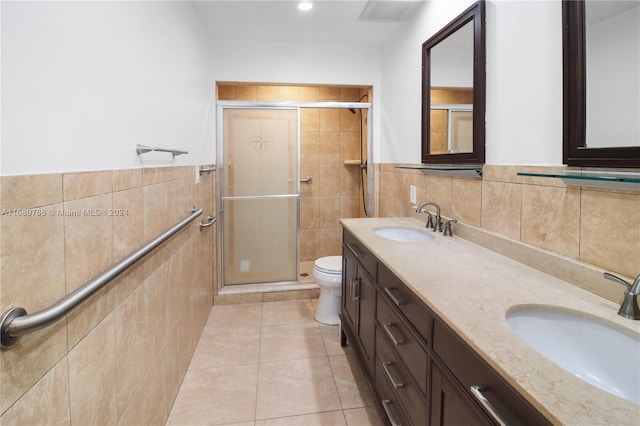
(300, 176, 312, 184)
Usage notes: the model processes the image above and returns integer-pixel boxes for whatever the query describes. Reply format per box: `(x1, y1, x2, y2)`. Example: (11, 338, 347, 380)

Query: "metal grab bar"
(199, 166, 216, 174)
(0, 207, 203, 348)
(199, 215, 216, 229)
(300, 176, 312, 184)
(136, 144, 188, 157)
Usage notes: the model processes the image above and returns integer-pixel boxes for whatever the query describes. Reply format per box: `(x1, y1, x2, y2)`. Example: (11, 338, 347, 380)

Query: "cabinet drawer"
(378, 264, 430, 343)
(432, 319, 552, 426)
(374, 365, 409, 426)
(343, 230, 377, 281)
(377, 293, 428, 396)
(376, 329, 428, 426)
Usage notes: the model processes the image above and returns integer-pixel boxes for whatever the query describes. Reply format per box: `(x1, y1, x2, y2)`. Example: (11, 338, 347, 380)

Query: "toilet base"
(314, 287, 341, 325)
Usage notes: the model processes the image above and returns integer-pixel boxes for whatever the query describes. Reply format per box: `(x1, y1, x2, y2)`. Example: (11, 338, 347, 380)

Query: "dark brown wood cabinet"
(432, 318, 552, 426)
(430, 361, 492, 426)
(341, 230, 377, 375)
(340, 228, 551, 426)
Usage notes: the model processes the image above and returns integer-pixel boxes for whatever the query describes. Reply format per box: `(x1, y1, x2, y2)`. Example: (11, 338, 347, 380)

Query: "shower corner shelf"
(396, 164, 483, 179)
(517, 170, 640, 192)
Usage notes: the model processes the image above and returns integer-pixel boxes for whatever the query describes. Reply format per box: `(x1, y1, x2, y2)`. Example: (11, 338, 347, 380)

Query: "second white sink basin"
(507, 306, 640, 404)
(374, 227, 435, 243)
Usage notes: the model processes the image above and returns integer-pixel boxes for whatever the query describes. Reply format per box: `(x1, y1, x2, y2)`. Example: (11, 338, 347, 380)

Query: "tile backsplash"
(378, 164, 640, 291)
(0, 166, 216, 424)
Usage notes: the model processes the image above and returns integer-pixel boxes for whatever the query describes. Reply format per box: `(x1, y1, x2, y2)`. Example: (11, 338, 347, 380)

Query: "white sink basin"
(373, 227, 435, 243)
(506, 307, 640, 404)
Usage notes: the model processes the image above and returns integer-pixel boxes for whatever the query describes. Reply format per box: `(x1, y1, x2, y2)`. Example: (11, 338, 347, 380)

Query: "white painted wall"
(2, 0, 568, 174)
(379, 0, 563, 165)
(1, 1, 213, 176)
(209, 39, 381, 159)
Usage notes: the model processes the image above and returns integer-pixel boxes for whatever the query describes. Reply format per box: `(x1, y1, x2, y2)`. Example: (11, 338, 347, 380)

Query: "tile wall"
(378, 164, 640, 292)
(217, 83, 370, 262)
(0, 166, 216, 424)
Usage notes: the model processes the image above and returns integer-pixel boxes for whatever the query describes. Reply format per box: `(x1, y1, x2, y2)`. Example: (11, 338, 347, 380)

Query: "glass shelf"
(517, 170, 640, 192)
(396, 165, 483, 179)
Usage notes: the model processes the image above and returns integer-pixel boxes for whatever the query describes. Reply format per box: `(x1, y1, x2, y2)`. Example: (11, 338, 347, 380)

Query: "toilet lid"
(314, 256, 342, 274)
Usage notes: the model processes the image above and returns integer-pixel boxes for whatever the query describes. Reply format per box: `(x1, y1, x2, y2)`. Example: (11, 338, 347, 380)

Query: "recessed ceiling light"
(298, 2, 313, 12)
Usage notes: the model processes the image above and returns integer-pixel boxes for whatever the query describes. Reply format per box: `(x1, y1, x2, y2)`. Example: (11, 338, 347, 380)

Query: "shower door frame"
(216, 100, 373, 293)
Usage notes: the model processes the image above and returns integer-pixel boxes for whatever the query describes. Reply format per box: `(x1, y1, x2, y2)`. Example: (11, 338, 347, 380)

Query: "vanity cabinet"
(341, 230, 377, 375)
(341, 228, 551, 426)
(430, 361, 492, 426)
(432, 317, 552, 426)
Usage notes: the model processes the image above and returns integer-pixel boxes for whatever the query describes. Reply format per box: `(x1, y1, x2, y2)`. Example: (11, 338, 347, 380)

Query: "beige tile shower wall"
(218, 83, 370, 262)
(0, 166, 216, 425)
(379, 164, 640, 282)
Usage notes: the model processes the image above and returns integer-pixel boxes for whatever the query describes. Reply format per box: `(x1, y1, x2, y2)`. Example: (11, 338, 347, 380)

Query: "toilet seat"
(314, 256, 342, 275)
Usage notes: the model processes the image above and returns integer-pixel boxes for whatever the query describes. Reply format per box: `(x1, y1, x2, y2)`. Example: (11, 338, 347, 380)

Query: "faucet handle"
(425, 213, 434, 229)
(443, 219, 457, 237)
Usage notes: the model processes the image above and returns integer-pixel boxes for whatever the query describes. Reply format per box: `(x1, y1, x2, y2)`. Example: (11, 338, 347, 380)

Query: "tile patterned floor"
(166, 299, 383, 426)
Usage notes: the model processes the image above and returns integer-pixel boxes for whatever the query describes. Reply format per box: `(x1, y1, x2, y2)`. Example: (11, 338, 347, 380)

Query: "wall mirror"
(563, 0, 640, 167)
(421, 1, 485, 164)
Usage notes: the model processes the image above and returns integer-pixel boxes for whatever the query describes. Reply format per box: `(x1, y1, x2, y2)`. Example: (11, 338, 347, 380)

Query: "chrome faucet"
(603, 272, 640, 320)
(416, 201, 442, 232)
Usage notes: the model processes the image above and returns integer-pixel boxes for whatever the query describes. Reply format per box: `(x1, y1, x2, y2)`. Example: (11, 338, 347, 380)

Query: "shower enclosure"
(217, 100, 371, 290)
(218, 107, 299, 286)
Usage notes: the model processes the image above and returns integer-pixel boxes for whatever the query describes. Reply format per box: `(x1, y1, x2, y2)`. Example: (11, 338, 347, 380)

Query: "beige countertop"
(341, 217, 640, 425)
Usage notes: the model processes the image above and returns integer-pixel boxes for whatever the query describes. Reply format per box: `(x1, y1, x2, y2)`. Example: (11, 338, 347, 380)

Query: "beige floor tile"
(190, 326, 261, 369)
(168, 300, 381, 425)
(218, 422, 255, 426)
(343, 407, 384, 426)
(329, 354, 375, 409)
(256, 357, 342, 420)
(259, 323, 326, 362)
(166, 365, 258, 426)
(255, 410, 347, 425)
(261, 299, 316, 326)
(320, 324, 350, 356)
(206, 302, 263, 330)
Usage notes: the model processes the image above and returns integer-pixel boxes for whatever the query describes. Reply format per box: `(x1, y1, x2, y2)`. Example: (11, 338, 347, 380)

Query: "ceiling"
(191, 1, 423, 45)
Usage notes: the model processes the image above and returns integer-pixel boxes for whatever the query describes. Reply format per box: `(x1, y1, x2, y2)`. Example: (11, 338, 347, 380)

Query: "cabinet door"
(431, 362, 491, 426)
(341, 247, 359, 338)
(357, 270, 377, 375)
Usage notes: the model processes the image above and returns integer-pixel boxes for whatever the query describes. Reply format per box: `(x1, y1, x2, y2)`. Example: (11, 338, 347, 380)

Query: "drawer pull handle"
(346, 243, 365, 258)
(381, 399, 403, 426)
(470, 385, 508, 426)
(384, 287, 407, 306)
(383, 361, 404, 389)
(383, 322, 405, 345)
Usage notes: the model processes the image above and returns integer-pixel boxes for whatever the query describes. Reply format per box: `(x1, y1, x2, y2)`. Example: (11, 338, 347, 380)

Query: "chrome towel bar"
(0, 207, 203, 349)
(136, 144, 188, 157)
(199, 166, 216, 174)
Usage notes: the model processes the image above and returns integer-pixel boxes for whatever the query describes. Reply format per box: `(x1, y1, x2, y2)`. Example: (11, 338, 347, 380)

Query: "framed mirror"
(421, 1, 486, 164)
(563, 0, 640, 167)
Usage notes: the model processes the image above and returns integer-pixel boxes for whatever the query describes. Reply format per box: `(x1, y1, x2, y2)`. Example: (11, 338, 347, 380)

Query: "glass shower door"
(220, 108, 299, 286)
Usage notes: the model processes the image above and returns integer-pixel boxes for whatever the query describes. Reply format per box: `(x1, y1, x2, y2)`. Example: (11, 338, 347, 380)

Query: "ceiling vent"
(359, 1, 420, 23)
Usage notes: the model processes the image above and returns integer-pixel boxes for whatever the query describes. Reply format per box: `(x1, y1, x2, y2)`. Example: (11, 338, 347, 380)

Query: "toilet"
(313, 256, 343, 325)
